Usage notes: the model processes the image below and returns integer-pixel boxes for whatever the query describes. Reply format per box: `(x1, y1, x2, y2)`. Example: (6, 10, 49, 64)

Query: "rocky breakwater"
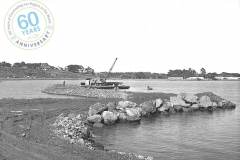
(86, 92, 236, 127)
(51, 92, 236, 160)
(42, 84, 128, 98)
(52, 112, 154, 159)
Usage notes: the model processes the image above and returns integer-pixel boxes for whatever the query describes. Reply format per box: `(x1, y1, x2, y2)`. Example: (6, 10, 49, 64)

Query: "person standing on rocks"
(63, 80, 65, 86)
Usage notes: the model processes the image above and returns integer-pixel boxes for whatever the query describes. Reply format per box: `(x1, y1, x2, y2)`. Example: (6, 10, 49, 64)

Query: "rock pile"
(52, 113, 154, 159)
(51, 92, 236, 160)
(52, 113, 96, 149)
(42, 84, 128, 99)
(86, 92, 236, 127)
(159, 92, 236, 113)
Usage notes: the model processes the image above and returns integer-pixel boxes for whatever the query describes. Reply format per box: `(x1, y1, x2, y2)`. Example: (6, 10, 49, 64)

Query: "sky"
(1, 0, 240, 73)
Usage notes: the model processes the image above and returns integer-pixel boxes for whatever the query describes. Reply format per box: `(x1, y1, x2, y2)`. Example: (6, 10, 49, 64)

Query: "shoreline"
(1, 78, 239, 81)
(0, 92, 165, 160)
(0, 90, 236, 160)
(0, 77, 84, 81)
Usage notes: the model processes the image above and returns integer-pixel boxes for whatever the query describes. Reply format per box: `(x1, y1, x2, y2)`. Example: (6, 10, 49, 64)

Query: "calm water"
(0, 80, 239, 159)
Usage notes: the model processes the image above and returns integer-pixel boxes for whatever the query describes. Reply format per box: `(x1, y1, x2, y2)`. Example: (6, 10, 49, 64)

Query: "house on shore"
(186, 77, 204, 80)
(215, 77, 240, 80)
(168, 77, 183, 80)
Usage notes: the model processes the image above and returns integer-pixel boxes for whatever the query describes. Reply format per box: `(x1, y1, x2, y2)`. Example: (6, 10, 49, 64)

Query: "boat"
(118, 85, 130, 89)
(95, 86, 115, 89)
(147, 86, 153, 90)
(82, 85, 115, 89)
(82, 58, 130, 90)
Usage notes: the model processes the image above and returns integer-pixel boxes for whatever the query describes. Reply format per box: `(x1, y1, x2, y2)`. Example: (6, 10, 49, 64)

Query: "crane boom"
(105, 58, 117, 81)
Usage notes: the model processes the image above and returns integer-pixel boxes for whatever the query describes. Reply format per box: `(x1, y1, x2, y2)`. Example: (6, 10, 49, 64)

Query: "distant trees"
(100, 72, 168, 79)
(200, 68, 207, 78)
(135, 72, 147, 79)
(85, 66, 95, 75)
(12, 62, 21, 68)
(67, 65, 84, 73)
(167, 68, 197, 78)
(0, 61, 12, 67)
(66, 65, 95, 75)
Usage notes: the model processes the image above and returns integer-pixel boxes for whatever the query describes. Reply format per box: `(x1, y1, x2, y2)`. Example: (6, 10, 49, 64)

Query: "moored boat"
(118, 85, 130, 89)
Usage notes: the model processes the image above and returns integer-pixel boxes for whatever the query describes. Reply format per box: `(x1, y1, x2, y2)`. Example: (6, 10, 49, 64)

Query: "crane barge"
(81, 58, 130, 89)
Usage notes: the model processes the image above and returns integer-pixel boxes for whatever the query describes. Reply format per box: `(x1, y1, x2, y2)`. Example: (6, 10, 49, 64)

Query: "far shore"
(0, 77, 239, 81)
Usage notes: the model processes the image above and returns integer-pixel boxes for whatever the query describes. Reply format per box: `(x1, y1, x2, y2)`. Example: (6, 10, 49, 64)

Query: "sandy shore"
(0, 92, 176, 160)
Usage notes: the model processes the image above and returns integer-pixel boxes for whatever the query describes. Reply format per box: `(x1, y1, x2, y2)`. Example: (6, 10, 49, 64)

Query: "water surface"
(0, 80, 239, 159)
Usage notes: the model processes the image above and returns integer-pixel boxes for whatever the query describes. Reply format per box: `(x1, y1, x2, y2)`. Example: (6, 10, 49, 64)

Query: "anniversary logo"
(4, 0, 54, 50)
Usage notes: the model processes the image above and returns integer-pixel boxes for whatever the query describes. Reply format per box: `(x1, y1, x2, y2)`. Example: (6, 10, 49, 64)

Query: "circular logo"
(4, 0, 54, 50)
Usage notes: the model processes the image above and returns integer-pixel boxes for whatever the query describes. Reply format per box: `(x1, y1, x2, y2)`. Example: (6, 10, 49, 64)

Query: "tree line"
(1, 61, 239, 79)
(101, 68, 240, 79)
(0, 61, 95, 75)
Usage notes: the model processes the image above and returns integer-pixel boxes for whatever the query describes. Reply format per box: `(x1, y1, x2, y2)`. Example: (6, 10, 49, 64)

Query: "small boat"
(147, 86, 153, 90)
(83, 85, 115, 89)
(95, 86, 115, 89)
(118, 85, 130, 89)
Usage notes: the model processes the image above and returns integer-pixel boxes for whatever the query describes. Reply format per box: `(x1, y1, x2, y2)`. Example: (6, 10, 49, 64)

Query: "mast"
(105, 58, 118, 81)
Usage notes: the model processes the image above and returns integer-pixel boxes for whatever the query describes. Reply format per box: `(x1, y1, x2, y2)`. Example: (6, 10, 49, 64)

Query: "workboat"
(81, 58, 130, 90)
(82, 85, 115, 89)
(118, 85, 130, 89)
(82, 80, 130, 90)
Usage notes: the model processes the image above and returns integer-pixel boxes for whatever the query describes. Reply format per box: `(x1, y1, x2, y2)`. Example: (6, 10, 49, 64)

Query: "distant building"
(41, 63, 51, 71)
(85, 78, 93, 85)
(78, 68, 84, 73)
(168, 77, 183, 80)
(215, 77, 240, 80)
(186, 77, 204, 80)
(64, 67, 68, 71)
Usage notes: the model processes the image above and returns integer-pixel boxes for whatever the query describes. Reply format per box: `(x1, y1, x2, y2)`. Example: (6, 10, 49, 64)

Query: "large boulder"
(116, 101, 137, 110)
(177, 92, 198, 104)
(139, 100, 156, 116)
(212, 102, 217, 108)
(190, 104, 200, 110)
(182, 107, 192, 112)
(102, 111, 118, 125)
(168, 108, 176, 114)
(155, 98, 163, 108)
(118, 112, 128, 122)
(170, 97, 190, 108)
(217, 100, 236, 109)
(158, 103, 171, 112)
(126, 116, 141, 122)
(173, 105, 183, 112)
(224, 101, 236, 109)
(217, 99, 226, 108)
(125, 107, 142, 117)
(87, 115, 102, 123)
(89, 103, 107, 116)
(118, 112, 141, 123)
(106, 102, 116, 111)
(198, 96, 213, 108)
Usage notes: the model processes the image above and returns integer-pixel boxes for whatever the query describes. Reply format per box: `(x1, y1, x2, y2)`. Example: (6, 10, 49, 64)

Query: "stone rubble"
(51, 92, 236, 160)
(86, 92, 236, 127)
(42, 84, 128, 99)
(52, 113, 94, 149)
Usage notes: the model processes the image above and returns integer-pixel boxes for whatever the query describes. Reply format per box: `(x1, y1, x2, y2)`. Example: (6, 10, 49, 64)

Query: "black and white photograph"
(0, 0, 240, 159)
